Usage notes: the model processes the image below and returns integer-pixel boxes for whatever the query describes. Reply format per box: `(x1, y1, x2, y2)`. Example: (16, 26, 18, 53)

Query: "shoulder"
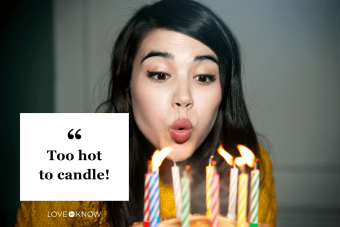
(258, 144, 273, 176)
(16, 201, 83, 212)
(257, 144, 277, 227)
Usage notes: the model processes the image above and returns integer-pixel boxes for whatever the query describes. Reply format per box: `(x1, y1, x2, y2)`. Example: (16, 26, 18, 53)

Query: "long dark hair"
(97, 0, 259, 226)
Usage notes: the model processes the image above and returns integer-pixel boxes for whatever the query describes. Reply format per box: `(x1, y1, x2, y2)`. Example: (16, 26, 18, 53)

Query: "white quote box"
(20, 113, 129, 201)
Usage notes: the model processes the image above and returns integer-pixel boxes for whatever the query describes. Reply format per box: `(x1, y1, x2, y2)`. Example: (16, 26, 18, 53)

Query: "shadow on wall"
(0, 0, 53, 226)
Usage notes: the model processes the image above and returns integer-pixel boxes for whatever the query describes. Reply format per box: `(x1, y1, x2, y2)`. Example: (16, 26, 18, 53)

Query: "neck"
(159, 158, 174, 185)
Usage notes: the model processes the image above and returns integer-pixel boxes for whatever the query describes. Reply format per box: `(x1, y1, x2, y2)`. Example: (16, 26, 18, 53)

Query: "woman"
(15, 0, 276, 226)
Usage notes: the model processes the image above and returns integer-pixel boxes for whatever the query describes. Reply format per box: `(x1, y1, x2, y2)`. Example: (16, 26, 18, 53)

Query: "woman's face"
(130, 29, 222, 162)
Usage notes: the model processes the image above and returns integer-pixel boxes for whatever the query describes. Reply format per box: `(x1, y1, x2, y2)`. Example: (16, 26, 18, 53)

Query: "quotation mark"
(68, 129, 81, 140)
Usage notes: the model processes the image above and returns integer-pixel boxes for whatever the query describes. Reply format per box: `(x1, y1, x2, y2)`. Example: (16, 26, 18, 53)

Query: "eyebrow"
(141, 51, 174, 64)
(140, 51, 219, 65)
(194, 55, 219, 64)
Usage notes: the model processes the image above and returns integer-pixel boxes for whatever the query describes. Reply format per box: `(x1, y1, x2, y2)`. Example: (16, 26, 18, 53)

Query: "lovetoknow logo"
(47, 211, 101, 218)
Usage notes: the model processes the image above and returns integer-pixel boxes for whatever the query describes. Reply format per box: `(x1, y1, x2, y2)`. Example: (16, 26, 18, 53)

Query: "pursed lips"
(170, 119, 192, 143)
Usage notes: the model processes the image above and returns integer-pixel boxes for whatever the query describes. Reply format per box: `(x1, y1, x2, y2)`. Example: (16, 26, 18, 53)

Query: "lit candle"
(149, 147, 173, 227)
(235, 157, 248, 227)
(143, 164, 151, 227)
(237, 145, 255, 169)
(181, 165, 190, 227)
(237, 145, 256, 224)
(149, 169, 160, 227)
(250, 160, 260, 227)
(229, 164, 238, 220)
(210, 168, 220, 227)
(217, 145, 237, 220)
(206, 155, 214, 217)
(171, 158, 182, 218)
(236, 145, 255, 227)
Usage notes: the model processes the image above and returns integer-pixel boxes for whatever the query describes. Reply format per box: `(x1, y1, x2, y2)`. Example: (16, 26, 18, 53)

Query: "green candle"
(181, 166, 190, 227)
(250, 162, 260, 227)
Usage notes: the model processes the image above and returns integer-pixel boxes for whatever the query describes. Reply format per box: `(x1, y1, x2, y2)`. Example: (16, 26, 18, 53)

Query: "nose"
(171, 82, 194, 110)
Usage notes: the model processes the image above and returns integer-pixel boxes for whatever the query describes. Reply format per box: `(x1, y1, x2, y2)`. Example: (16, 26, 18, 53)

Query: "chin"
(165, 143, 195, 162)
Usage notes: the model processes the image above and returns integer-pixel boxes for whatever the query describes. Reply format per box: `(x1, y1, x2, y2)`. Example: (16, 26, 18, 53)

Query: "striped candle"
(206, 156, 214, 217)
(181, 174, 190, 227)
(247, 186, 252, 223)
(210, 171, 220, 227)
(149, 169, 160, 227)
(228, 165, 238, 220)
(237, 172, 248, 227)
(216, 145, 237, 220)
(171, 161, 182, 218)
(143, 170, 151, 227)
(250, 169, 260, 227)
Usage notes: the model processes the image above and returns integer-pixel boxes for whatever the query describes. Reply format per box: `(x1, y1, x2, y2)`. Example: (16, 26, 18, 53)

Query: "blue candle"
(149, 147, 173, 227)
(149, 169, 160, 227)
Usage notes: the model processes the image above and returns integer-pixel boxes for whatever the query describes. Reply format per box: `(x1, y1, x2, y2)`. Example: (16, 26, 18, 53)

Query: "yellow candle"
(235, 156, 249, 227)
(237, 172, 248, 227)
(235, 145, 256, 227)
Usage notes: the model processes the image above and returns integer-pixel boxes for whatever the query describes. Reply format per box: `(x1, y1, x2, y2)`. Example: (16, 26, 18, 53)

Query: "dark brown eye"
(194, 74, 216, 84)
(157, 73, 167, 80)
(147, 71, 170, 81)
(197, 75, 207, 82)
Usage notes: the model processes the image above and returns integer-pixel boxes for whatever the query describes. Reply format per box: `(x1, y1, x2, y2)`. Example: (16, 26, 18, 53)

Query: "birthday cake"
(138, 146, 264, 227)
(130, 214, 249, 227)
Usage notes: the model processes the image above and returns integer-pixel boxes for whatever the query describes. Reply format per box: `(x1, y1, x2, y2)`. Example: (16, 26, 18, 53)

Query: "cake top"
(131, 214, 248, 227)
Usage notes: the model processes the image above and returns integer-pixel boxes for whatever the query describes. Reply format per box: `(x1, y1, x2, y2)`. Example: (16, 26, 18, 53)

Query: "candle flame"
(217, 144, 234, 166)
(235, 157, 246, 168)
(185, 165, 190, 170)
(151, 147, 173, 172)
(212, 160, 216, 166)
(237, 145, 255, 168)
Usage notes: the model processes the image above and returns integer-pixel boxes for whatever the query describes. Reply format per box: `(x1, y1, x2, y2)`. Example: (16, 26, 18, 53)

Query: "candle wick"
(209, 155, 214, 166)
(241, 165, 246, 173)
(172, 157, 177, 167)
(254, 158, 259, 170)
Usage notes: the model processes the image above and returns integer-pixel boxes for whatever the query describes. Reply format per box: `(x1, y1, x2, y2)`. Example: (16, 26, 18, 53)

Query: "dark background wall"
(54, 2, 340, 226)
(0, 0, 53, 226)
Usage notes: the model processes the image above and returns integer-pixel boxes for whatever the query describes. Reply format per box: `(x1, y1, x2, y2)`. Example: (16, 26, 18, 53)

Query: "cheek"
(195, 87, 221, 139)
(131, 85, 156, 126)
(130, 79, 170, 146)
(132, 84, 169, 117)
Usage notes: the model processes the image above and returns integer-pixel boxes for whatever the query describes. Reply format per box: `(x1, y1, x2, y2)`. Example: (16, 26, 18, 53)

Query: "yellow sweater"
(15, 146, 276, 227)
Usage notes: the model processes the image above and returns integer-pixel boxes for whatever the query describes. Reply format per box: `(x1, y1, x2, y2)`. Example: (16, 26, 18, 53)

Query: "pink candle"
(228, 163, 238, 220)
(144, 168, 151, 227)
(210, 170, 220, 227)
(206, 155, 214, 217)
(171, 159, 182, 218)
